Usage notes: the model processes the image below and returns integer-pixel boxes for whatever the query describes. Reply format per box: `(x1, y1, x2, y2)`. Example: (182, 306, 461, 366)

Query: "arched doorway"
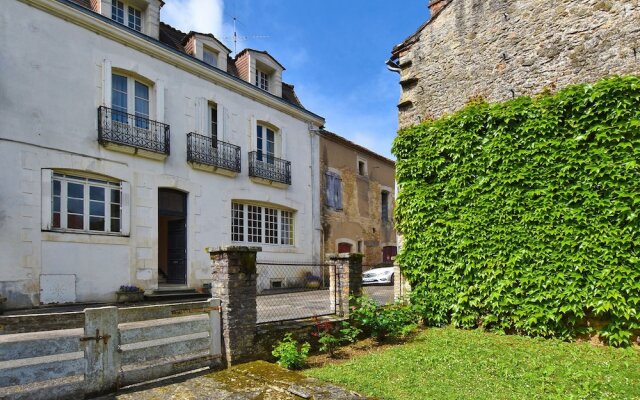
(158, 189, 187, 285)
(338, 242, 353, 253)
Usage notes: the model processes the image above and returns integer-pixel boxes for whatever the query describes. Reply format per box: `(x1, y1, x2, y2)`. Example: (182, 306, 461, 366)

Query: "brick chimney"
(429, 0, 453, 17)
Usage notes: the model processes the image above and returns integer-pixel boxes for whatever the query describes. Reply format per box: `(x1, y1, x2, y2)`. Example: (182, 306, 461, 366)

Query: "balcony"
(248, 151, 291, 187)
(98, 106, 170, 160)
(187, 132, 241, 175)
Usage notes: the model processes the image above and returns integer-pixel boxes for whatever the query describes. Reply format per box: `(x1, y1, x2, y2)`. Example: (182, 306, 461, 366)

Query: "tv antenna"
(224, 17, 269, 56)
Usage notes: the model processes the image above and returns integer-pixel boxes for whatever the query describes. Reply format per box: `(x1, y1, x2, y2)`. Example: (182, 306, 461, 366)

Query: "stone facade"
(320, 131, 397, 266)
(392, 0, 640, 127)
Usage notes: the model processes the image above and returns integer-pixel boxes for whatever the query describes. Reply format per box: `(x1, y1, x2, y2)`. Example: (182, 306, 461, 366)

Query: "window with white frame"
(209, 103, 218, 146)
(231, 202, 294, 245)
(127, 6, 142, 31)
(111, 1, 142, 32)
(47, 172, 128, 234)
(255, 68, 269, 91)
(112, 73, 150, 128)
(203, 47, 218, 67)
(256, 124, 276, 163)
(325, 171, 343, 210)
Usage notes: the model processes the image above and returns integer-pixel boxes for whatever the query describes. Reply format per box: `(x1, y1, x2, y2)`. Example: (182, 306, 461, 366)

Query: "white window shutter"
(103, 59, 112, 107)
(196, 97, 207, 135)
(41, 169, 53, 230)
(156, 79, 165, 123)
(221, 105, 227, 141)
(121, 181, 131, 236)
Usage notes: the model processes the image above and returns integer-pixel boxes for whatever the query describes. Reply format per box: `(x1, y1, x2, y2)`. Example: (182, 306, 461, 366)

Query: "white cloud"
(162, 0, 224, 37)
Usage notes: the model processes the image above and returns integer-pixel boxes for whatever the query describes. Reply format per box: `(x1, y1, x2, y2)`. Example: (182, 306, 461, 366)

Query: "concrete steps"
(144, 288, 210, 302)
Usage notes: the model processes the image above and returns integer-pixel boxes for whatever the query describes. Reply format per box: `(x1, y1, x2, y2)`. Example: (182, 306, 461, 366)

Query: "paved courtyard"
(257, 285, 394, 323)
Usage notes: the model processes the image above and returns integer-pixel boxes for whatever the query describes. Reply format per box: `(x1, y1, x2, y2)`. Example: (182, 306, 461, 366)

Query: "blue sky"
(163, 1, 430, 159)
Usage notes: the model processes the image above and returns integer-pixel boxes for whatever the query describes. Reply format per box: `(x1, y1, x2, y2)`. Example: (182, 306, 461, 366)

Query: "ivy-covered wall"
(392, 76, 640, 346)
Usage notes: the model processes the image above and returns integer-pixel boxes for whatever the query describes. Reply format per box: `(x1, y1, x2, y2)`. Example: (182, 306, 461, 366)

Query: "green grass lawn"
(305, 327, 640, 400)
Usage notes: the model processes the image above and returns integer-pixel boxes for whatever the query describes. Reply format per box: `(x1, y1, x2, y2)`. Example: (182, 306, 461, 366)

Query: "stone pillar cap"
(206, 246, 263, 254)
(326, 252, 364, 260)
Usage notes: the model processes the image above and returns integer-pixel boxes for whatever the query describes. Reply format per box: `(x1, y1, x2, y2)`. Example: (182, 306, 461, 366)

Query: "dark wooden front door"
(159, 189, 187, 285)
(167, 219, 187, 284)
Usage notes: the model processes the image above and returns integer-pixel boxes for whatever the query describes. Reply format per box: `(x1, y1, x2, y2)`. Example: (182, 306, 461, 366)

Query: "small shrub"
(350, 296, 420, 341)
(272, 333, 310, 370)
(339, 321, 362, 344)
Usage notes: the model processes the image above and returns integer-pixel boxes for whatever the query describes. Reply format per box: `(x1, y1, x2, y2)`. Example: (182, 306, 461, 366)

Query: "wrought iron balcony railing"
(248, 151, 291, 185)
(98, 106, 170, 155)
(187, 132, 241, 173)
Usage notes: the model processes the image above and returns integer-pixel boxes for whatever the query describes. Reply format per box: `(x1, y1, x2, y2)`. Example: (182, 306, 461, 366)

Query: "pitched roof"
(66, 0, 305, 110)
(320, 130, 395, 167)
(234, 48, 286, 71)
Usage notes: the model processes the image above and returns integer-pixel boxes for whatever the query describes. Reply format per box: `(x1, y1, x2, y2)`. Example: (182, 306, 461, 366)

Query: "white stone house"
(0, 0, 324, 309)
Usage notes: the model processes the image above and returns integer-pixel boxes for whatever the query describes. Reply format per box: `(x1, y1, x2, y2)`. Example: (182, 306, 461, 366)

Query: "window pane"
(111, 189, 120, 204)
(127, 6, 141, 31)
(53, 180, 61, 195)
(280, 211, 293, 245)
(112, 74, 128, 120)
(90, 201, 105, 217)
(265, 208, 278, 244)
(68, 198, 83, 214)
(90, 186, 105, 201)
(53, 196, 61, 212)
(90, 217, 105, 231)
(231, 202, 244, 242)
(134, 81, 149, 117)
(203, 49, 217, 67)
(247, 205, 262, 243)
(67, 182, 83, 199)
(67, 214, 83, 229)
(111, 204, 121, 219)
(111, 218, 121, 232)
(111, 1, 124, 24)
(266, 129, 275, 159)
(53, 212, 61, 228)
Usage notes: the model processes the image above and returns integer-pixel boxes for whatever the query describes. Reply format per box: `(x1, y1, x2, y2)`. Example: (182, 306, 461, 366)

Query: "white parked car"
(362, 266, 394, 285)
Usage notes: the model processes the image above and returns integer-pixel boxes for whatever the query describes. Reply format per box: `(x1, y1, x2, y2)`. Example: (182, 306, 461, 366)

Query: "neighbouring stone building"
(320, 130, 397, 266)
(0, 0, 324, 309)
(389, 0, 640, 128)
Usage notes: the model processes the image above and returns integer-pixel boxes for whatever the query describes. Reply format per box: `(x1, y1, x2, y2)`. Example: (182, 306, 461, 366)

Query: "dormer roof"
(234, 49, 286, 71)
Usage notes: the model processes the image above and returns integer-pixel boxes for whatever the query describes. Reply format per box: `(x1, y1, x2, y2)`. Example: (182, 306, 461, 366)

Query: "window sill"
(42, 230, 130, 245)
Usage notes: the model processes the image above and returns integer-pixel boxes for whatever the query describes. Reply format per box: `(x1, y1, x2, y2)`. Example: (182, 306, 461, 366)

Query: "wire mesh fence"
(362, 264, 396, 306)
(256, 262, 334, 323)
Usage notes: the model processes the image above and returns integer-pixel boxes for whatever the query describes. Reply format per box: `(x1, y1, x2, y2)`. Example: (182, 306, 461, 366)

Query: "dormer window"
(111, 1, 124, 24)
(127, 6, 142, 31)
(256, 69, 269, 91)
(203, 47, 218, 67)
(111, 1, 142, 32)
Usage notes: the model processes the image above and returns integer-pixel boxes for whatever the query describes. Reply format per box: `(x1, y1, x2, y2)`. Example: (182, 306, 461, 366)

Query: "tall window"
(381, 191, 389, 222)
(203, 48, 217, 67)
(51, 173, 123, 234)
(255, 69, 269, 91)
(112, 73, 150, 128)
(325, 171, 343, 210)
(111, 1, 142, 32)
(256, 124, 275, 163)
(231, 202, 294, 246)
(209, 103, 218, 146)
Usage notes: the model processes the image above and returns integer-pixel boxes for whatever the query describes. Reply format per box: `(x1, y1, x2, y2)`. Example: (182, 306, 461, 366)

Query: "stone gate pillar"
(328, 253, 363, 317)
(207, 246, 260, 367)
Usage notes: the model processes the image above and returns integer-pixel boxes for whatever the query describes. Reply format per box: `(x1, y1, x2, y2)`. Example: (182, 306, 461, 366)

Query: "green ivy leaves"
(393, 76, 640, 346)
